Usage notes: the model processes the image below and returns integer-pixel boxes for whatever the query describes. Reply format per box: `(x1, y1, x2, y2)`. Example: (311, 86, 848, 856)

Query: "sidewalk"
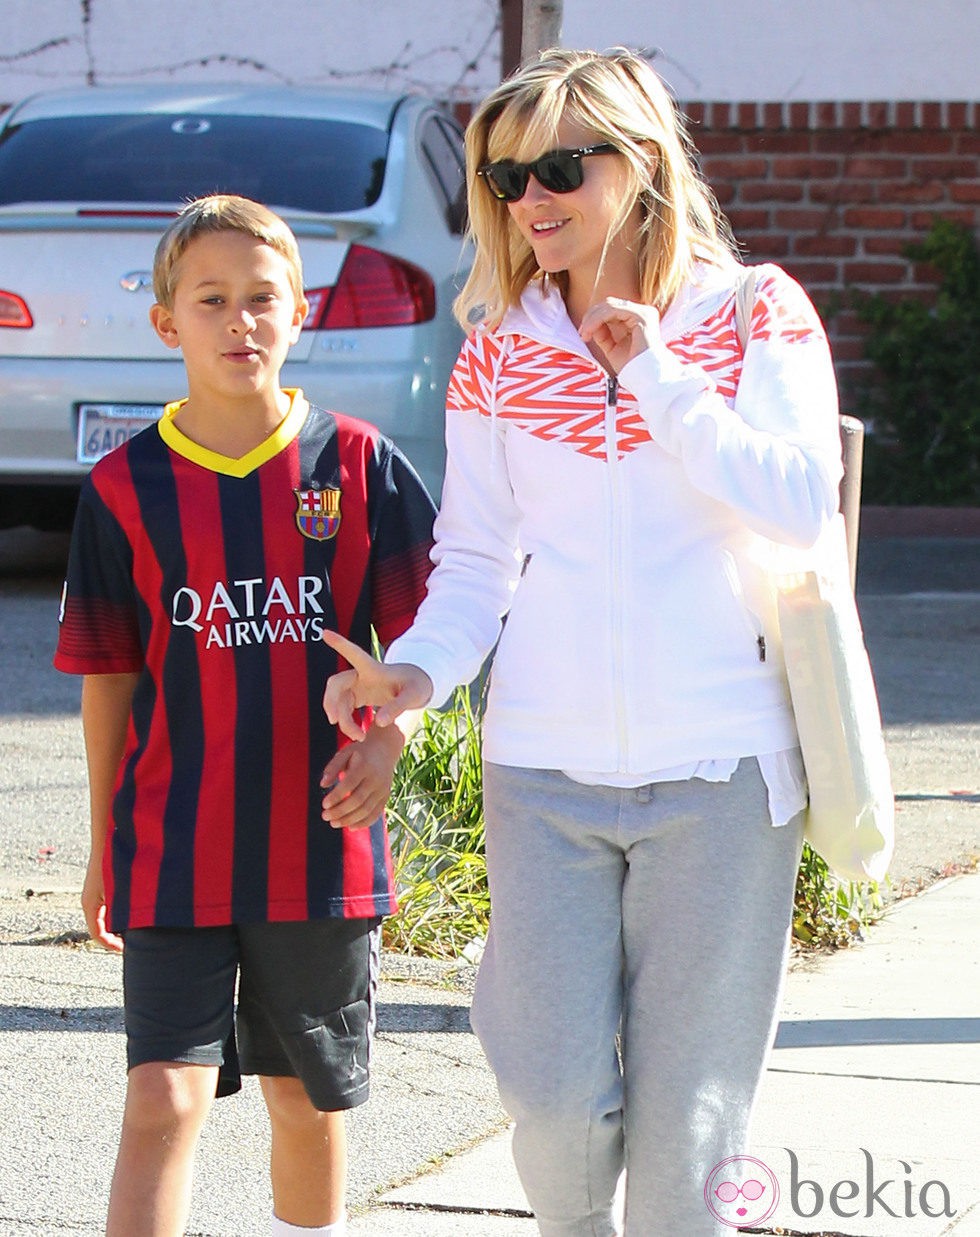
(1, 873, 977, 1236)
(346, 874, 980, 1237)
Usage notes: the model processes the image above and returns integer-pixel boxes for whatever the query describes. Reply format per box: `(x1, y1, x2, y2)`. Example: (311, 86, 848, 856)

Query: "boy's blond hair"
(455, 47, 737, 330)
(152, 194, 304, 309)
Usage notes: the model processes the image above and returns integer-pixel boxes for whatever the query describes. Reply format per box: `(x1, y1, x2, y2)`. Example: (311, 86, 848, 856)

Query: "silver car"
(0, 83, 470, 528)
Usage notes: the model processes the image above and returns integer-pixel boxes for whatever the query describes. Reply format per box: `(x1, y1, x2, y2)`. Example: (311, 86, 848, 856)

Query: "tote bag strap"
(732, 263, 863, 586)
(734, 264, 757, 353)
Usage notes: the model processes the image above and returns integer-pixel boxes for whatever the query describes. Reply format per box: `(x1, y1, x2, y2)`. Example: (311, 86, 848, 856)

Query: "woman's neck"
(562, 247, 643, 330)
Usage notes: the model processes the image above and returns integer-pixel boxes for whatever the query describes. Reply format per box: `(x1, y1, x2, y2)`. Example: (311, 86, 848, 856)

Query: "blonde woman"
(324, 48, 842, 1236)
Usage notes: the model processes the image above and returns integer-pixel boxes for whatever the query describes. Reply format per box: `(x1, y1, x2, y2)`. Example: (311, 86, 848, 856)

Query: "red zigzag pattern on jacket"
(446, 273, 821, 462)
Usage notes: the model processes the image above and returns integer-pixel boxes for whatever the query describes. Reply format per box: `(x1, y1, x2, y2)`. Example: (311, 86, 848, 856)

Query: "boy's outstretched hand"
(320, 723, 404, 830)
(321, 630, 433, 743)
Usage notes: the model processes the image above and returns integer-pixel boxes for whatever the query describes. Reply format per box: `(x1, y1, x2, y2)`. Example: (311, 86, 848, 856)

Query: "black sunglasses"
(477, 143, 618, 202)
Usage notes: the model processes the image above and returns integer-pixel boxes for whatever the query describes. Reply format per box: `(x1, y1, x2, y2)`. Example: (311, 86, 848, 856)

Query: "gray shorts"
(122, 917, 380, 1111)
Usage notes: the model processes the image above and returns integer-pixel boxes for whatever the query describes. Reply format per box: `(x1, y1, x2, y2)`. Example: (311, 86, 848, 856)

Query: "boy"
(54, 195, 436, 1237)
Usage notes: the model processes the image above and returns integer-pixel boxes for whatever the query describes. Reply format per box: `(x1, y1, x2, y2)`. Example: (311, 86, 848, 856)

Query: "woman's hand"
(322, 629, 434, 743)
(578, 297, 662, 374)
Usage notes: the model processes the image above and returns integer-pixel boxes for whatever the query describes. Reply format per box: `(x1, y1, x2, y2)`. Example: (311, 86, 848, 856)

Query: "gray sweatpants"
(471, 759, 804, 1237)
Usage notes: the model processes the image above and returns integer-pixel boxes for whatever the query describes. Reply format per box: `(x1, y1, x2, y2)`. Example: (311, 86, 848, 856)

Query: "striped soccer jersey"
(55, 393, 435, 931)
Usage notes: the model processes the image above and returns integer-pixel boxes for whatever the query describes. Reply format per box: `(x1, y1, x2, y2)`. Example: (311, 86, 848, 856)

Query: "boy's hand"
(320, 723, 405, 830)
(322, 629, 433, 743)
(81, 857, 124, 953)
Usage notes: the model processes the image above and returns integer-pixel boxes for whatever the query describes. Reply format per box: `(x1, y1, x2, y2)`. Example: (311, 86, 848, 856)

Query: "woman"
(324, 47, 842, 1236)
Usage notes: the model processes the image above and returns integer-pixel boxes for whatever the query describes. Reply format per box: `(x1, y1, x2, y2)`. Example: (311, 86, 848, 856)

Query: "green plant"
(793, 843, 882, 948)
(854, 217, 980, 504)
(384, 686, 882, 957)
(383, 683, 490, 958)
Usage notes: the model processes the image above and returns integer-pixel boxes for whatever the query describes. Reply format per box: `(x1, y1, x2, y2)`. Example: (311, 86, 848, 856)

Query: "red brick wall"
(685, 100, 980, 405)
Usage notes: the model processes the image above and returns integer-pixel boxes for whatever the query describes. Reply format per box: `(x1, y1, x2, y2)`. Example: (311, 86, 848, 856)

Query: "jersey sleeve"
(53, 474, 144, 675)
(368, 440, 437, 649)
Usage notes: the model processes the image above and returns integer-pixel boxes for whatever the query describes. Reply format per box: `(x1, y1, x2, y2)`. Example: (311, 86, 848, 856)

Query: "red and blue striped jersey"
(55, 394, 435, 931)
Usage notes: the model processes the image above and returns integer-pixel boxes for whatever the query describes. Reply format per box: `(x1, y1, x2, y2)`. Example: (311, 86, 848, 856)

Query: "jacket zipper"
(605, 373, 630, 769)
(721, 551, 768, 662)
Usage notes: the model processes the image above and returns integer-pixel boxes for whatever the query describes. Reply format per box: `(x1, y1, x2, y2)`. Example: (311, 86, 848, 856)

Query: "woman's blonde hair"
(454, 47, 736, 330)
(152, 194, 304, 310)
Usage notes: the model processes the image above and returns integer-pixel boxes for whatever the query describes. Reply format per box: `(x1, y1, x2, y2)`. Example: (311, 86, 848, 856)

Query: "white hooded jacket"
(387, 261, 844, 775)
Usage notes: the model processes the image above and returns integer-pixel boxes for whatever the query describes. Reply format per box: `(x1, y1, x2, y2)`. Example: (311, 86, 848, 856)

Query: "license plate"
(76, 403, 164, 464)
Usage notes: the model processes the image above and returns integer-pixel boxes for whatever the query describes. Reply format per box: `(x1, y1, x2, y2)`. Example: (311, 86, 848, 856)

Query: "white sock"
(271, 1216, 346, 1236)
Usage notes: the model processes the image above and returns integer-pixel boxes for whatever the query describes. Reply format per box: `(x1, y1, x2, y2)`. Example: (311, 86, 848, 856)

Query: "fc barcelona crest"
(294, 487, 341, 540)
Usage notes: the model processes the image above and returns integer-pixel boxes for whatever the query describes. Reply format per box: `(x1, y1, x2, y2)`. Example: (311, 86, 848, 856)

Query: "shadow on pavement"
(775, 1016, 980, 1049)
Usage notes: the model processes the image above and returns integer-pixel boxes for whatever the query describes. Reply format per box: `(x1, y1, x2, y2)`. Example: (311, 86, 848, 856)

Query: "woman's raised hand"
(578, 297, 662, 374)
(321, 629, 434, 742)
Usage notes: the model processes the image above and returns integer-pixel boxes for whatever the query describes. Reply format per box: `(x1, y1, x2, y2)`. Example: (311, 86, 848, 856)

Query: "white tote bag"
(734, 265, 894, 883)
(775, 519, 895, 883)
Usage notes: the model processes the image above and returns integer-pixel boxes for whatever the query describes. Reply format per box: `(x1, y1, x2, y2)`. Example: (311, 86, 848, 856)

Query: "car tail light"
(0, 291, 33, 328)
(302, 288, 331, 329)
(303, 244, 436, 330)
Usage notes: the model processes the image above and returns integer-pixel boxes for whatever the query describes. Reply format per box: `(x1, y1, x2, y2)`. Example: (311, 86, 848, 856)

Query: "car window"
(0, 113, 390, 214)
(421, 115, 467, 234)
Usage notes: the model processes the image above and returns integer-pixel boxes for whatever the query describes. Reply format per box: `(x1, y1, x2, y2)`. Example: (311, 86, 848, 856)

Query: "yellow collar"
(157, 389, 309, 477)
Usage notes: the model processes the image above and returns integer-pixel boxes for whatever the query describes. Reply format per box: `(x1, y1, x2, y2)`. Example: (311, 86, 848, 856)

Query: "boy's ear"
(149, 303, 181, 350)
(289, 296, 310, 344)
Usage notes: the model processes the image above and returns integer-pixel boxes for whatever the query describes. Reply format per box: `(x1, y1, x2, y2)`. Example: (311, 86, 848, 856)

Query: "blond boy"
(55, 195, 436, 1236)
